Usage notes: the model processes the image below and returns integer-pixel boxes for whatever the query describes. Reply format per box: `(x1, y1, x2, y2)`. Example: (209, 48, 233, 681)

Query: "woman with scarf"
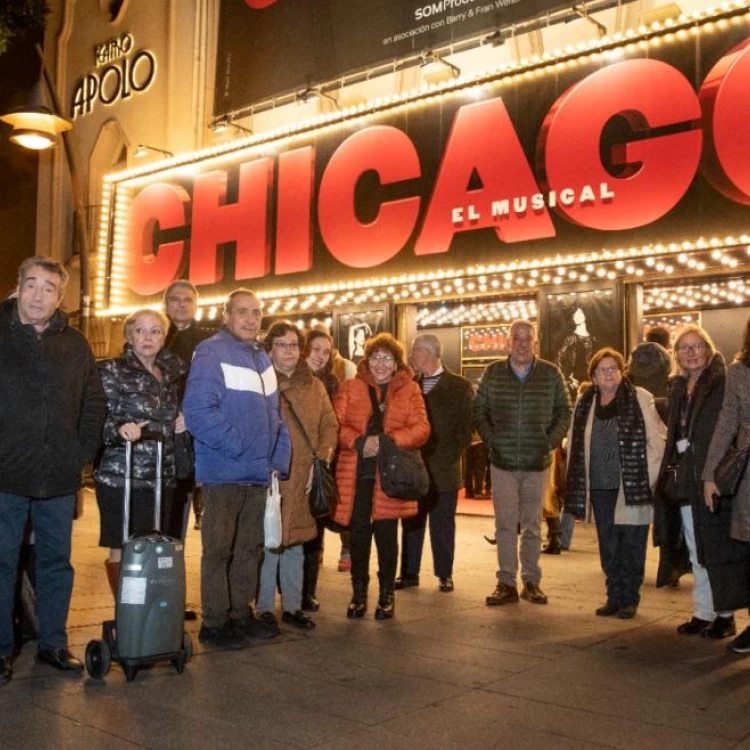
(654, 325, 744, 639)
(566, 347, 666, 619)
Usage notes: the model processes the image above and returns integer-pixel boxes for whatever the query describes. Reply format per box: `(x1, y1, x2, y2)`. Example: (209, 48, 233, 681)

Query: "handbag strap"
(367, 385, 386, 434)
(280, 391, 317, 458)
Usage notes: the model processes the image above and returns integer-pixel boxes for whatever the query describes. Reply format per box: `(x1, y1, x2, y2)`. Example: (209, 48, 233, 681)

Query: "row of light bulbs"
(416, 298, 538, 328)
(644, 278, 750, 311)
(95, 234, 750, 319)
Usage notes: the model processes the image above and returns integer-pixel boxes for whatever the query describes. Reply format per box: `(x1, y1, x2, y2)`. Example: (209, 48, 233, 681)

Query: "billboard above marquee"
(99, 18, 750, 314)
(215, 0, 583, 114)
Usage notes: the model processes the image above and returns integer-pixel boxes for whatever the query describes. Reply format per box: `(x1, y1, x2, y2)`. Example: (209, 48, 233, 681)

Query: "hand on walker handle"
(118, 420, 149, 442)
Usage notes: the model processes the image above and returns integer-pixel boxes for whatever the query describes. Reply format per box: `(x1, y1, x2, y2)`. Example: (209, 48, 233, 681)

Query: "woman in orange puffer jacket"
(333, 333, 430, 620)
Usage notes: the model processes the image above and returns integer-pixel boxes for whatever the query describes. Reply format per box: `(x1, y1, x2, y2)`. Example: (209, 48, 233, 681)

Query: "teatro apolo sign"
(119, 32, 750, 298)
(72, 33, 156, 119)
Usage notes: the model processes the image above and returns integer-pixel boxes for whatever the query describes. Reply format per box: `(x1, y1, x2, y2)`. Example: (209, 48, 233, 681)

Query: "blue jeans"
(400, 489, 458, 579)
(256, 544, 304, 613)
(0, 492, 76, 656)
(591, 489, 648, 608)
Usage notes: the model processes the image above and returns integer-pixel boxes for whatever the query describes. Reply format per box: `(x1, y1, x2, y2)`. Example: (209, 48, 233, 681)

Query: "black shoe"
(438, 577, 454, 592)
(199, 624, 247, 650)
(677, 616, 712, 635)
(542, 542, 562, 555)
(701, 615, 736, 640)
(0, 656, 12, 686)
(484, 535, 497, 545)
(394, 575, 419, 590)
(728, 626, 750, 654)
(184, 607, 198, 622)
(595, 602, 620, 617)
(282, 610, 316, 630)
(301, 596, 320, 612)
(233, 615, 279, 639)
(374, 592, 395, 620)
(617, 605, 638, 619)
(36, 648, 84, 672)
(257, 611, 279, 629)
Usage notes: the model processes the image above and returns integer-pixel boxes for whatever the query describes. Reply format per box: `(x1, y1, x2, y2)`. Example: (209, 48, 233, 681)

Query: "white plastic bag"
(264, 473, 282, 549)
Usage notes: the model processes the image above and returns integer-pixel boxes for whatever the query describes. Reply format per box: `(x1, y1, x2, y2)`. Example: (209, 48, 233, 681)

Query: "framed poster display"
(333, 304, 392, 364)
(540, 284, 622, 402)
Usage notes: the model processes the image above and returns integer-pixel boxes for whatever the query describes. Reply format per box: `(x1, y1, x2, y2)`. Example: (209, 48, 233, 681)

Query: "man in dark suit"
(396, 334, 474, 592)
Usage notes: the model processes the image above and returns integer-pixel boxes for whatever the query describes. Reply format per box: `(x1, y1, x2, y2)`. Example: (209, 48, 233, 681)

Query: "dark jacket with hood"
(654, 353, 749, 610)
(627, 341, 671, 420)
(0, 298, 106, 498)
(95, 345, 187, 490)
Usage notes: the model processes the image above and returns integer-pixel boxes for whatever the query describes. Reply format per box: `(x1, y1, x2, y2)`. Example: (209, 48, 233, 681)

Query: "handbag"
(281, 393, 338, 518)
(366, 386, 429, 500)
(715, 439, 750, 498)
(656, 459, 690, 504)
(264, 473, 283, 549)
(174, 430, 195, 481)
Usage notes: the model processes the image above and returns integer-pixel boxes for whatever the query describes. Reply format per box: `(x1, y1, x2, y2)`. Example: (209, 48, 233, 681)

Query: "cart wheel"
(123, 664, 138, 683)
(85, 639, 111, 679)
(172, 657, 185, 674)
(183, 632, 193, 664)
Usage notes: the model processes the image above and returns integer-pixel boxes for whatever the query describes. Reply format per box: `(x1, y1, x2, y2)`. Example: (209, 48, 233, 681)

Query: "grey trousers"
(256, 544, 304, 613)
(200, 484, 266, 628)
(491, 467, 550, 588)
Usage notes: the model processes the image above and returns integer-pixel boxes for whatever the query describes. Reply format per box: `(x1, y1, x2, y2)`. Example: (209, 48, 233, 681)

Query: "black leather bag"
(715, 441, 750, 498)
(377, 433, 430, 501)
(281, 393, 338, 518)
(656, 459, 690, 504)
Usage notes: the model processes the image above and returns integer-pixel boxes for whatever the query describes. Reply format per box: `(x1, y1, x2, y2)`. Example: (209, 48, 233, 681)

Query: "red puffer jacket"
(332, 362, 431, 524)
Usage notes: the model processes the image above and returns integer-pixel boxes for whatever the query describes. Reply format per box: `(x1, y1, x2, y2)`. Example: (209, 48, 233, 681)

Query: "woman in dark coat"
(95, 309, 187, 598)
(654, 325, 742, 639)
(703, 315, 750, 654)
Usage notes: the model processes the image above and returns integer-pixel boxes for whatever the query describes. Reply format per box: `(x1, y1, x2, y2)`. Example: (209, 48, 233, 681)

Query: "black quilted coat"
(95, 345, 187, 490)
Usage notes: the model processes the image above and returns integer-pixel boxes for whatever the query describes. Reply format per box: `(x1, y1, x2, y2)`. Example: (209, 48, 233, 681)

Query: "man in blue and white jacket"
(184, 288, 290, 650)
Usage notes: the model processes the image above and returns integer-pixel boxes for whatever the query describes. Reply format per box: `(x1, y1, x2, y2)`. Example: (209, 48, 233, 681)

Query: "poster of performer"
(334, 305, 391, 364)
(542, 287, 620, 402)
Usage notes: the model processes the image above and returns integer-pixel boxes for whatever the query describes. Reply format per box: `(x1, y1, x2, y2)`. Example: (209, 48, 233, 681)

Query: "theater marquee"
(96, 10, 750, 316)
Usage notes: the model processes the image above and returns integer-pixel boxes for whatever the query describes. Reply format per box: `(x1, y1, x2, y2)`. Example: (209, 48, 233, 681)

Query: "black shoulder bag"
(367, 386, 430, 500)
(281, 393, 338, 518)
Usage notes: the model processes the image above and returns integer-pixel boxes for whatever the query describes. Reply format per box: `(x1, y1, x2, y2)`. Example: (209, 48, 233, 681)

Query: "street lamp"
(0, 44, 91, 337)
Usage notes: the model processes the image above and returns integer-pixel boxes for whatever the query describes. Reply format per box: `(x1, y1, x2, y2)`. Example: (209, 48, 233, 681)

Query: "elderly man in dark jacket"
(474, 320, 571, 607)
(396, 334, 473, 593)
(0, 258, 106, 685)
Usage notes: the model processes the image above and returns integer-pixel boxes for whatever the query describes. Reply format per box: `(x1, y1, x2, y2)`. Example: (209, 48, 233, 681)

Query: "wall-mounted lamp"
(572, 4, 607, 38)
(296, 87, 340, 109)
(210, 115, 254, 135)
(481, 30, 511, 48)
(134, 144, 174, 158)
(0, 80, 72, 150)
(420, 51, 461, 78)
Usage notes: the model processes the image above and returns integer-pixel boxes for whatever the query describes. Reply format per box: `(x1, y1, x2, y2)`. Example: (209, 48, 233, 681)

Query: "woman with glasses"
(566, 347, 666, 618)
(703, 316, 750, 654)
(332, 333, 430, 620)
(655, 326, 744, 639)
(256, 322, 338, 630)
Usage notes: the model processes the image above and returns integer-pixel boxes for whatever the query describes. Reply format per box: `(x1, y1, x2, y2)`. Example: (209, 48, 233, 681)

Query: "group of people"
(3, 257, 750, 686)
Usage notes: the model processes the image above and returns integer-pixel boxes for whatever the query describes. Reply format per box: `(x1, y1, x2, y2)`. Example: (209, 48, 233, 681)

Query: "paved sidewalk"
(2, 490, 750, 750)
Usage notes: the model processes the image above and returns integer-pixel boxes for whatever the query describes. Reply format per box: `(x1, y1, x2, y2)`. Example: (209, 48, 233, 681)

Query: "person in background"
(396, 334, 473, 592)
(566, 348, 666, 619)
(646, 325, 672, 351)
(163, 280, 212, 532)
(465, 432, 491, 499)
(475, 320, 571, 607)
(541, 447, 568, 555)
(626, 335, 671, 422)
(300, 328, 339, 611)
(184, 289, 291, 650)
(95, 309, 186, 599)
(654, 325, 744, 640)
(332, 334, 430, 620)
(256, 323, 338, 629)
(703, 314, 750, 655)
(0, 257, 106, 685)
